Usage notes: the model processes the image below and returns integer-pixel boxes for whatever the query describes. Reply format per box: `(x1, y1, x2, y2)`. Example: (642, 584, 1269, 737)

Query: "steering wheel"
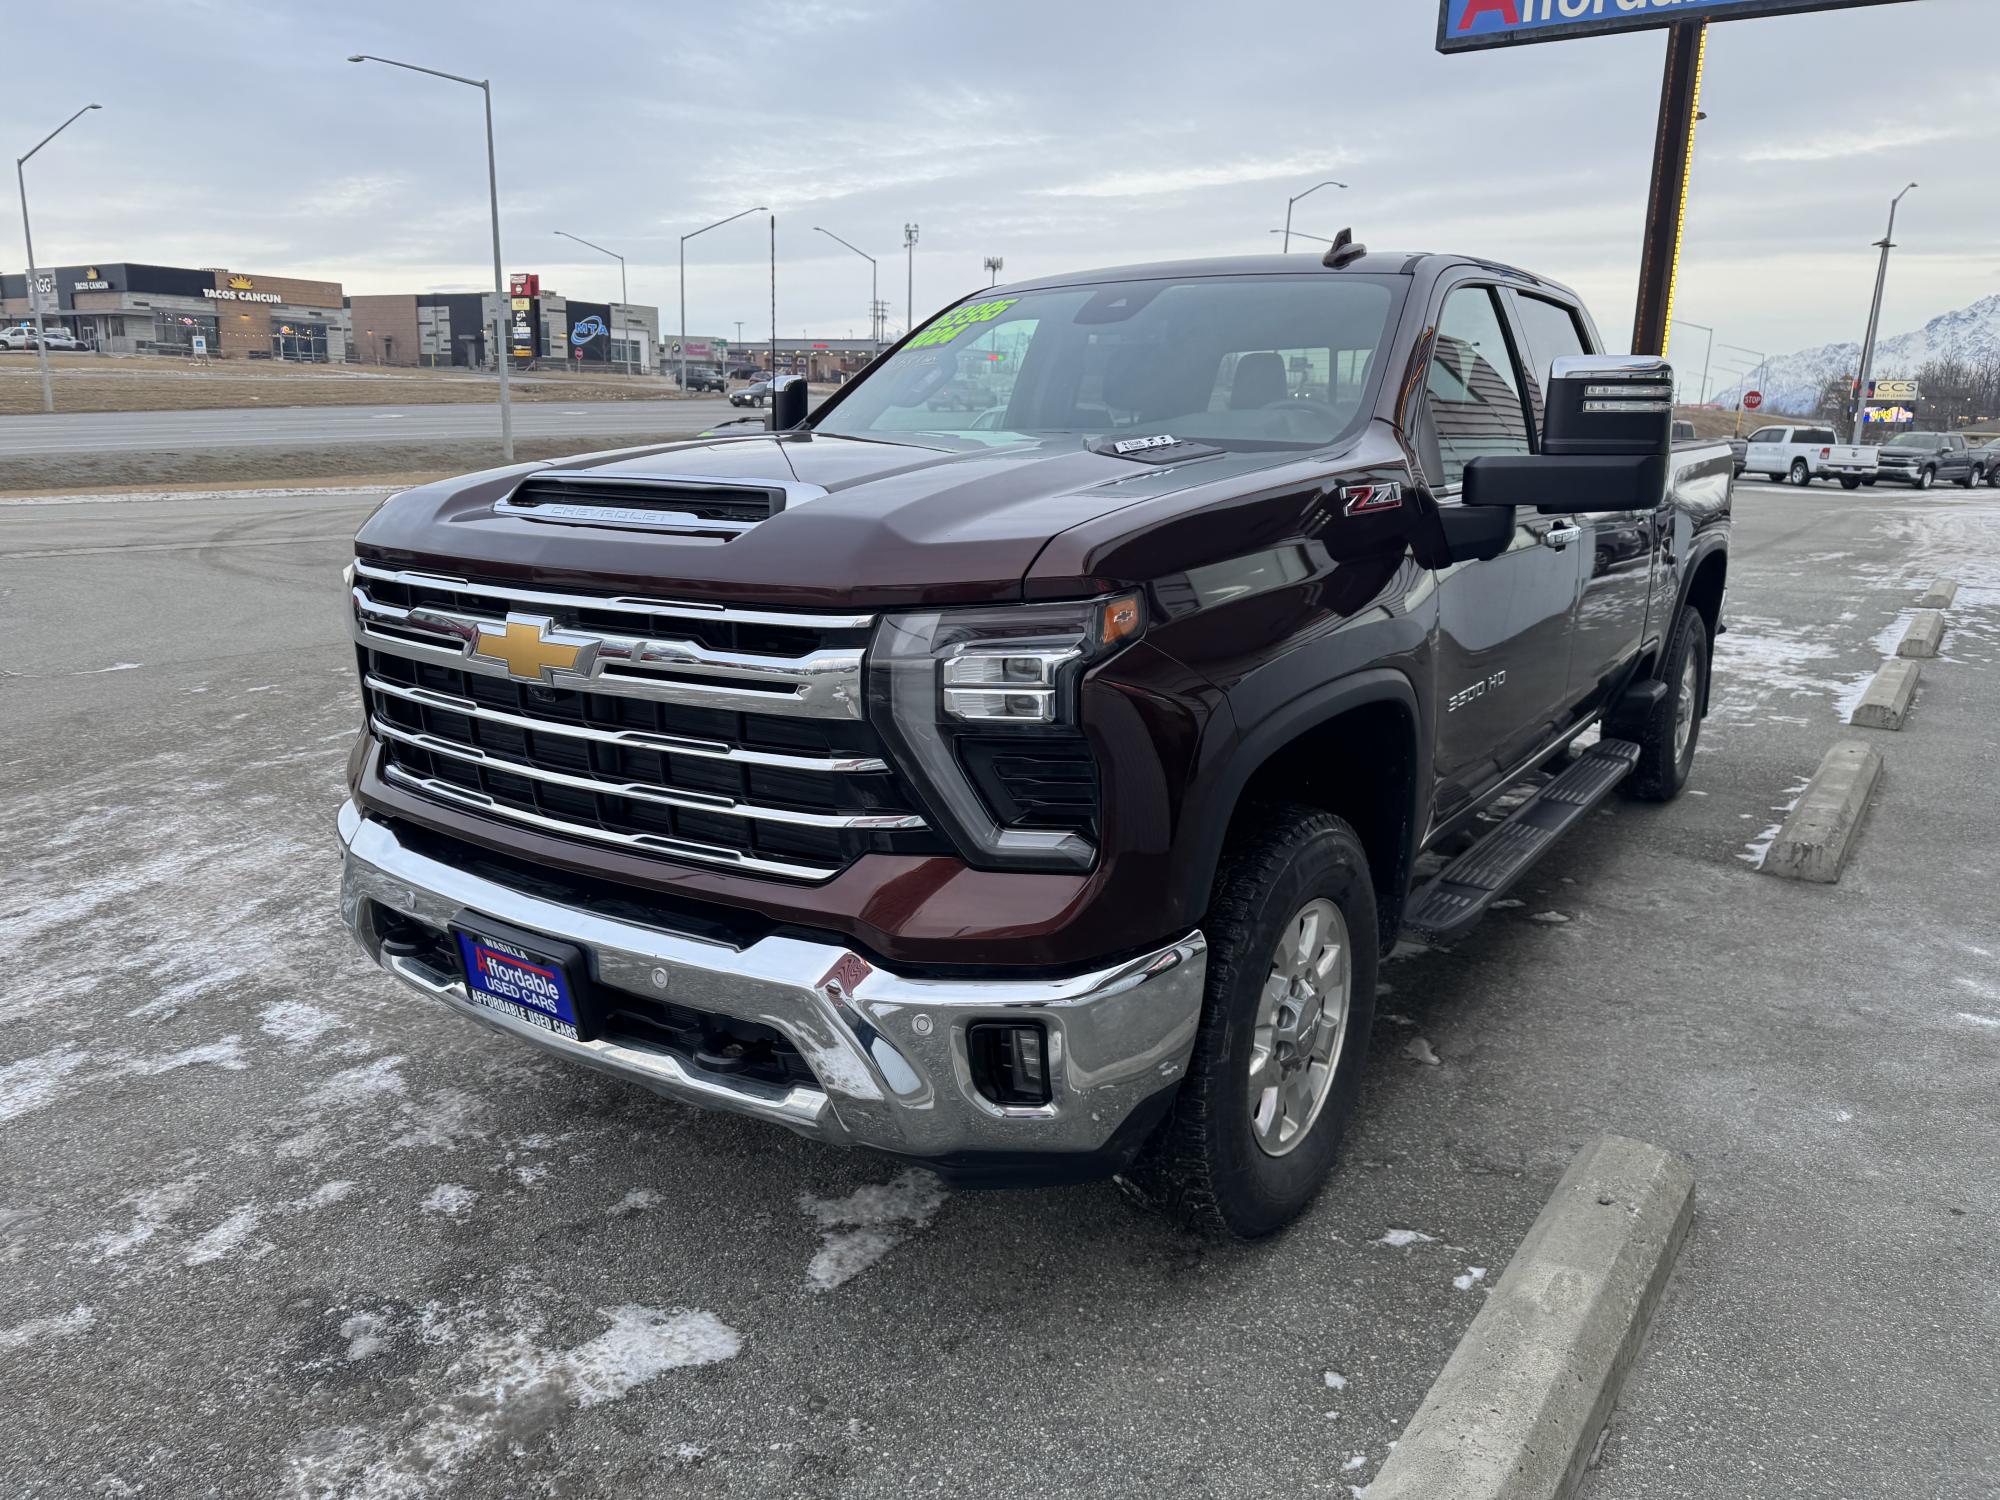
(1263, 396, 1339, 421)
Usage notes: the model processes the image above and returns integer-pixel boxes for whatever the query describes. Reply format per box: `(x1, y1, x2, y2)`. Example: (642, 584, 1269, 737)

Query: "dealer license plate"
(454, 928, 582, 1041)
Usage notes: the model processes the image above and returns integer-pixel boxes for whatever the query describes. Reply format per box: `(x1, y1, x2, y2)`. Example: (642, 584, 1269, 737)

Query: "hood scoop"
(494, 472, 818, 541)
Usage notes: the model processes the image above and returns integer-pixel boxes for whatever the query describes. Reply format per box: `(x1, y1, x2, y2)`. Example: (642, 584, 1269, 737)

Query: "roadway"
(0, 398, 741, 456)
(2, 479, 1996, 1498)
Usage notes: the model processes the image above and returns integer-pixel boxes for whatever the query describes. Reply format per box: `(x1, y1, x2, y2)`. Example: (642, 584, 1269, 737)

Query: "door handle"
(1540, 524, 1582, 550)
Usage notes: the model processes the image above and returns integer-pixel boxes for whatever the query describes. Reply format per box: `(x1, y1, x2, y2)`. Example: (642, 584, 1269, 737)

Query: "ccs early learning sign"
(1437, 0, 1914, 52)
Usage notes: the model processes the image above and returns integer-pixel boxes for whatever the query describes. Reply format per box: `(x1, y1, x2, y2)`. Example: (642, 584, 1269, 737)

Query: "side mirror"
(1463, 354, 1671, 514)
(770, 374, 810, 431)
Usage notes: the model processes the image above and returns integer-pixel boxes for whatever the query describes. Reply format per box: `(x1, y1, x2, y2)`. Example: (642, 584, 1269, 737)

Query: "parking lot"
(2, 477, 1996, 1498)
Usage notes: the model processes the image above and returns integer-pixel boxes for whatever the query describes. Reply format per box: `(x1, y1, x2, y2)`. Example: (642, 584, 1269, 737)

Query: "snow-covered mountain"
(1708, 293, 2000, 416)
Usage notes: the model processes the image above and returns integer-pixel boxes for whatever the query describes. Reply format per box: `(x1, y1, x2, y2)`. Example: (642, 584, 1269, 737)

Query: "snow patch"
(126, 1035, 248, 1075)
(1454, 1266, 1488, 1291)
(1403, 1037, 1440, 1067)
(0, 1044, 90, 1123)
(341, 1311, 392, 1362)
(184, 1204, 271, 1266)
(799, 1170, 948, 1291)
(1379, 1228, 1437, 1248)
(607, 1188, 660, 1217)
(260, 1001, 347, 1048)
(0, 1304, 96, 1350)
(1955, 1012, 2000, 1030)
(1323, 1370, 1348, 1389)
(92, 1176, 204, 1261)
(1529, 911, 1570, 925)
(421, 1185, 479, 1219)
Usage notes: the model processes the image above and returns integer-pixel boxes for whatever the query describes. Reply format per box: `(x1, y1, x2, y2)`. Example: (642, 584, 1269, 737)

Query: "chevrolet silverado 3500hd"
(338, 246, 1733, 1237)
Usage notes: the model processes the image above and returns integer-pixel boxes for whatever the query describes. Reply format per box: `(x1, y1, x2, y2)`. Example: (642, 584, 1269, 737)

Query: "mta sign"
(1438, 0, 1912, 52)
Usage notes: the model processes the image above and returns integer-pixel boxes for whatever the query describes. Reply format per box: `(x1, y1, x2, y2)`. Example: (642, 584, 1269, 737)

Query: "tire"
(1916, 467, 1935, 491)
(1129, 805, 1378, 1240)
(1955, 469, 1975, 489)
(1864, 479, 1878, 488)
(1788, 459, 1812, 486)
(1625, 606, 1709, 803)
(1840, 476, 1861, 491)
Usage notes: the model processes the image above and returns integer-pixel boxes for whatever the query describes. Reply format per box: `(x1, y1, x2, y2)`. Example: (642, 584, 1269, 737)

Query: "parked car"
(677, 366, 726, 393)
(1742, 424, 1878, 489)
(728, 378, 776, 408)
(36, 328, 84, 351)
(1973, 439, 2000, 487)
(337, 249, 1732, 1238)
(1727, 436, 1749, 477)
(729, 366, 764, 381)
(0, 326, 41, 350)
(1874, 431, 1980, 489)
(1673, 419, 1697, 442)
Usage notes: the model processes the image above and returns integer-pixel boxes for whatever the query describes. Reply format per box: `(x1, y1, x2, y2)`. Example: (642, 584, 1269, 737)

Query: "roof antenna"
(1322, 228, 1367, 269)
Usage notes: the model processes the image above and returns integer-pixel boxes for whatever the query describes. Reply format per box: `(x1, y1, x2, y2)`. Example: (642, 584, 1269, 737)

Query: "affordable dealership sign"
(1438, 0, 1913, 52)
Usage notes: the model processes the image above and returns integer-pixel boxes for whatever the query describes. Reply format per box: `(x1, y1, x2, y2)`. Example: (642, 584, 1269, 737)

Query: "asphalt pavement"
(0, 398, 739, 456)
(2, 478, 1995, 1498)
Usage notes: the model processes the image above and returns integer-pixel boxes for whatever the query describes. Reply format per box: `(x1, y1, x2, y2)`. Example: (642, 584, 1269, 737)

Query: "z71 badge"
(1338, 481, 1403, 516)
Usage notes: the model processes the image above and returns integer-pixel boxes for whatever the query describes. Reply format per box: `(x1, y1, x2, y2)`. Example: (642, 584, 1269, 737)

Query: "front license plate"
(454, 928, 582, 1041)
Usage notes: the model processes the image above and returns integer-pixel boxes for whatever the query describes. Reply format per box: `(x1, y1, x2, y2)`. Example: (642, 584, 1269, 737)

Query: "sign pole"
(1630, 22, 1706, 358)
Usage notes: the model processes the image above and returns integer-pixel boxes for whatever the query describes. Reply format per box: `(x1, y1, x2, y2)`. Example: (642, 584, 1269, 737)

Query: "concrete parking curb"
(1761, 741, 1883, 883)
(1897, 611, 1945, 659)
(1917, 578, 1958, 610)
(1365, 1135, 1694, 1500)
(1849, 658, 1921, 731)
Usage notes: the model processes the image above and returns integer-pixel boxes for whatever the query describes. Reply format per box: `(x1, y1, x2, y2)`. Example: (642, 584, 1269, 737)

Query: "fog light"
(966, 1021, 1052, 1107)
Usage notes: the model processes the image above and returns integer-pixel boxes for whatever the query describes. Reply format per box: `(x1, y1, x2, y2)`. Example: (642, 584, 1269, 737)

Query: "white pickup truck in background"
(1743, 424, 1879, 489)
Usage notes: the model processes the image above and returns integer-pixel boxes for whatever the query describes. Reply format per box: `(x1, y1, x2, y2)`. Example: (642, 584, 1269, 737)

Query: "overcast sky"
(6, 0, 1994, 373)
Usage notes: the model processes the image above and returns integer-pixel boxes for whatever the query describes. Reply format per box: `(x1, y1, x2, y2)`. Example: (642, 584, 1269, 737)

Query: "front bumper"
(337, 802, 1205, 1171)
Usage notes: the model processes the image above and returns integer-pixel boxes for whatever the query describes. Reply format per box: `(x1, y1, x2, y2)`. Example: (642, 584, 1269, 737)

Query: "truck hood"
(354, 431, 1308, 608)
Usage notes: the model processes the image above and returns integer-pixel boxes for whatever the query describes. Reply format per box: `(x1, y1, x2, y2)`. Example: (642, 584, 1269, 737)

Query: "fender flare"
(1175, 666, 1430, 922)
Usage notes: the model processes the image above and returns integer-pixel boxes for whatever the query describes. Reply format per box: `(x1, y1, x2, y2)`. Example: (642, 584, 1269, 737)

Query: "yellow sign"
(510, 297, 531, 312)
(471, 616, 592, 683)
(1868, 378, 1919, 401)
(228, 275, 254, 291)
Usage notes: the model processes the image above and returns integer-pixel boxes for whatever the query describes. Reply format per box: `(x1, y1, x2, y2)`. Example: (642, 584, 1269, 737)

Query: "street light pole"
(555, 229, 627, 373)
(1282, 179, 1346, 254)
(15, 103, 101, 415)
(679, 204, 765, 395)
(813, 227, 878, 353)
(1851, 182, 1917, 446)
(348, 55, 512, 461)
(1672, 318, 1714, 406)
(903, 223, 919, 333)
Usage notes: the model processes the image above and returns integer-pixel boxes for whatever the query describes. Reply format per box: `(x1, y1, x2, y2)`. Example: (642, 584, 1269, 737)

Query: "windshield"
(813, 273, 1404, 452)
(1887, 433, 1940, 448)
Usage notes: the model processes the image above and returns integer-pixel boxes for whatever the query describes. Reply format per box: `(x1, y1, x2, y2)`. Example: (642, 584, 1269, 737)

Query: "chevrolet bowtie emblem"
(470, 613, 597, 683)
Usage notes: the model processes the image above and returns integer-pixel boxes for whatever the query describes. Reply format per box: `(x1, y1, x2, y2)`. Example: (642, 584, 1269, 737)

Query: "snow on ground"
(798, 1170, 949, 1291)
(1378, 1229, 1436, 1248)
(0, 1305, 96, 1350)
(420, 1185, 479, 1219)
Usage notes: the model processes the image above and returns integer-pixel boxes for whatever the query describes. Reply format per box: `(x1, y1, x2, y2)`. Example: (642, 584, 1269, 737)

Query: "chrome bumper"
(336, 802, 1205, 1160)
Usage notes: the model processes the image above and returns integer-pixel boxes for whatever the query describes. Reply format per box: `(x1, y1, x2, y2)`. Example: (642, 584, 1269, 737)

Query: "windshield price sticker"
(908, 298, 1018, 349)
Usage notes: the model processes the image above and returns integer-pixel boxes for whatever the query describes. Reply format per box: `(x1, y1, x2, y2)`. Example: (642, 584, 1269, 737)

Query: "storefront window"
(153, 311, 219, 354)
(272, 320, 328, 363)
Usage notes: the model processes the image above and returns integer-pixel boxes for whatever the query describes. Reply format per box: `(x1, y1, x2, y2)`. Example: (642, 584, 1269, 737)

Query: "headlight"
(869, 594, 1144, 872)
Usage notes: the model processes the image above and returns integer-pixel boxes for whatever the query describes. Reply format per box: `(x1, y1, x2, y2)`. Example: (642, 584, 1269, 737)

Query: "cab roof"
(995, 250, 1571, 299)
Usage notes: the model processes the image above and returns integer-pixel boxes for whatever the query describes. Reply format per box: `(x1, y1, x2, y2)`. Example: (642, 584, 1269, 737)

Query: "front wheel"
(1789, 459, 1812, 486)
(1916, 467, 1935, 491)
(1625, 606, 1709, 803)
(1129, 806, 1378, 1240)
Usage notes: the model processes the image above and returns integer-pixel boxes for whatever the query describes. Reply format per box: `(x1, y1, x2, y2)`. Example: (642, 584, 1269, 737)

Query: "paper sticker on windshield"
(907, 298, 1018, 349)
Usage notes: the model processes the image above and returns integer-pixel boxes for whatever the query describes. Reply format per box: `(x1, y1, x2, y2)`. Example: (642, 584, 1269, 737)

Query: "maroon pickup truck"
(339, 246, 1731, 1236)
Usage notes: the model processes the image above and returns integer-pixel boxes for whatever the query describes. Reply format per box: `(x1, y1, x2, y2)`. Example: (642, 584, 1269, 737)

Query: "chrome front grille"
(349, 563, 938, 882)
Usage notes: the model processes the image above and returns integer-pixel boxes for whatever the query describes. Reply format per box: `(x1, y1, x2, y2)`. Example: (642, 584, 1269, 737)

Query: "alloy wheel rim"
(1674, 648, 1700, 763)
(1248, 898, 1351, 1158)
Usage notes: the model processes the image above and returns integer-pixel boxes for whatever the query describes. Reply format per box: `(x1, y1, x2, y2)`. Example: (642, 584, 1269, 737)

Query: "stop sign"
(1744, 391, 1763, 411)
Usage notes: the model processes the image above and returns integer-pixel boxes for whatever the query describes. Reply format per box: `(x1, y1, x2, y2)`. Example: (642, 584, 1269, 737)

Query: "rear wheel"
(1625, 606, 1709, 803)
(1129, 806, 1378, 1240)
(1840, 476, 1861, 491)
(1789, 459, 1812, 486)
(1955, 468, 1975, 489)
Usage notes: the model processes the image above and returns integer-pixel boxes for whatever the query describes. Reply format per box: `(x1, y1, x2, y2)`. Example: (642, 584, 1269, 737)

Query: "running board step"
(1402, 738, 1642, 943)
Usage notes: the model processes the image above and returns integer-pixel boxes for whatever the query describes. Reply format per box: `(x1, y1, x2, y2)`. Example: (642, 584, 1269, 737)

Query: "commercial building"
(1, 262, 349, 361)
(348, 277, 658, 373)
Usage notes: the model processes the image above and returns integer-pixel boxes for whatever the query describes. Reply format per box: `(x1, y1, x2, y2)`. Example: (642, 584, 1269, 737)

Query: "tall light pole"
(983, 255, 1004, 288)
(814, 226, 877, 352)
(1672, 318, 1714, 406)
(348, 55, 512, 461)
(1282, 179, 1346, 254)
(1721, 342, 1768, 438)
(903, 223, 919, 332)
(1851, 182, 1918, 445)
(16, 103, 101, 415)
(680, 205, 765, 394)
(555, 229, 626, 373)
